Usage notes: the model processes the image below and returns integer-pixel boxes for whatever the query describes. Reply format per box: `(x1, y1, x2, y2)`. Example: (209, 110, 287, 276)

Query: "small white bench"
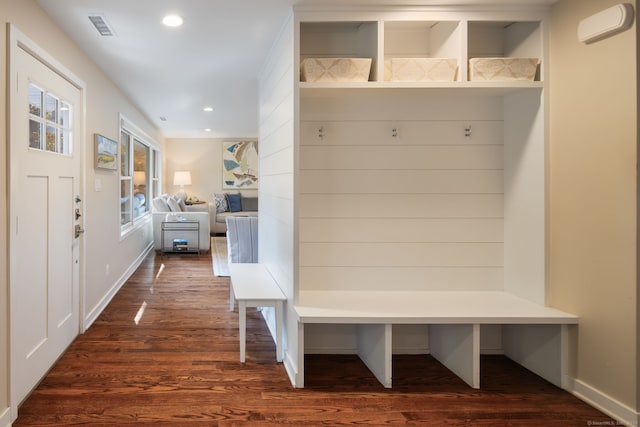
(294, 290, 578, 389)
(229, 263, 286, 363)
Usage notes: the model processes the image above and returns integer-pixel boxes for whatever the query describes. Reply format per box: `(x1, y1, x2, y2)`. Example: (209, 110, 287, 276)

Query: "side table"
(161, 220, 200, 255)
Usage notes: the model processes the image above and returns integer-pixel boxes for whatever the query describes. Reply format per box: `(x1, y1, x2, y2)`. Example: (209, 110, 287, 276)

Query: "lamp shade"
(173, 171, 192, 186)
(133, 171, 146, 186)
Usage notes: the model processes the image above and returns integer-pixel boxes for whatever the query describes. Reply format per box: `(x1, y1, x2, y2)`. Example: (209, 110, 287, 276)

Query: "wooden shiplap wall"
(299, 92, 505, 291)
(259, 14, 295, 296)
(258, 13, 297, 380)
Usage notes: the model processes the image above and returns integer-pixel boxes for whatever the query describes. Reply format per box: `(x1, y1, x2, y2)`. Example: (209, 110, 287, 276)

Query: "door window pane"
(29, 120, 42, 149)
(45, 125, 57, 152)
(45, 93, 58, 123)
(27, 84, 72, 156)
(28, 84, 43, 117)
(60, 102, 71, 127)
(60, 129, 71, 155)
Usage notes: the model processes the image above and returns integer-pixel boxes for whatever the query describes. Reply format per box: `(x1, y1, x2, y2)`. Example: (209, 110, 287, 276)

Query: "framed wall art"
(222, 140, 259, 189)
(94, 134, 118, 171)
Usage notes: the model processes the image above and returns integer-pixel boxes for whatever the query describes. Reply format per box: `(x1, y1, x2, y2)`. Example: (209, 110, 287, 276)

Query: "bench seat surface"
(295, 290, 577, 325)
(229, 263, 285, 301)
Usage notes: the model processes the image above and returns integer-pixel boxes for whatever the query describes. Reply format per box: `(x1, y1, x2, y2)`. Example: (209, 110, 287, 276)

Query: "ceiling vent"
(88, 14, 116, 37)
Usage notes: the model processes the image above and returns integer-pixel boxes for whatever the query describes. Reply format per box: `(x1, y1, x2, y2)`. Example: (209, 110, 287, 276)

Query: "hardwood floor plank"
(13, 251, 616, 426)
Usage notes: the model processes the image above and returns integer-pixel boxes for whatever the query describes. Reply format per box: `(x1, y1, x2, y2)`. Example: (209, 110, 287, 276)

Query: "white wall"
(0, 0, 163, 417)
(549, 0, 638, 420)
(258, 12, 297, 384)
(163, 138, 258, 202)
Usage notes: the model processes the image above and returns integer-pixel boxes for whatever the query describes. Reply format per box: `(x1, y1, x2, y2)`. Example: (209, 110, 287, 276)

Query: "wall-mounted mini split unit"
(577, 3, 634, 44)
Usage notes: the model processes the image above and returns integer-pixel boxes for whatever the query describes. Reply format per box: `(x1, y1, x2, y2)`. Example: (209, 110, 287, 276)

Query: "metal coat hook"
(318, 126, 324, 140)
(465, 125, 472, 137)
(392, 127, 398, 138)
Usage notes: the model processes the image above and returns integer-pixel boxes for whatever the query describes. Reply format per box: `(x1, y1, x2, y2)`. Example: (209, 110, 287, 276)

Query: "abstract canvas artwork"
(222, 140, 259, 189)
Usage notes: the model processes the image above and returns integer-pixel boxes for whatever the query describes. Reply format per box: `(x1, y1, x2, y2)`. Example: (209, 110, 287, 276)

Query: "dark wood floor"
(14, 251, 614, 426)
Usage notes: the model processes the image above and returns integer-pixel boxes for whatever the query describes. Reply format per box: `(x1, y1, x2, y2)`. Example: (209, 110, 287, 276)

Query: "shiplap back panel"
(299, 92, 504, 291)
(301, 120, 503, 146)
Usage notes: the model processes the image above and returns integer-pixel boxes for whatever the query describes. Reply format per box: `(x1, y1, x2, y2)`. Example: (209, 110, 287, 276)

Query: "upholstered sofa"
(151, 194, 211, 252)
(211, 193, 258, 235)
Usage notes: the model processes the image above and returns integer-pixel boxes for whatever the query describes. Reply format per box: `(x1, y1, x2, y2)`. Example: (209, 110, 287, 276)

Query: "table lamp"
(173, 170, 191, 201)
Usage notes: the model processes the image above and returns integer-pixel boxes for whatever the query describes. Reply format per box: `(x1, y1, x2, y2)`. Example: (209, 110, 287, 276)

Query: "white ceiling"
(35, 0, 557, 139)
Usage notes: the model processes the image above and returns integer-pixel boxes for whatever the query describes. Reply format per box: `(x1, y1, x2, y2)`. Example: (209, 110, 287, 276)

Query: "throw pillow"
(152, 197, 170, 212)
(226, 193, 242, 212)
(178, 198, 187, 211)
(133, 193, 145, 208)
(167, 197, 182, 212)
(214, 193, 229, 213)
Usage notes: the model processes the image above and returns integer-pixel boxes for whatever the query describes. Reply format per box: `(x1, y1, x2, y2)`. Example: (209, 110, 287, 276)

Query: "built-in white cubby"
(299, 18, 543, 85)
(300, 22, 379, 81)
(467, 21, 542, 81)
(467, 21, 542, 59)
(384, 21, 462, 59)
(383, 21, 462, 81)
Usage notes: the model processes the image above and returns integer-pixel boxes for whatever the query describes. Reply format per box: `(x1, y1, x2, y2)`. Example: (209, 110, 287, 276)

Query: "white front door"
(10, 41, 83, 409)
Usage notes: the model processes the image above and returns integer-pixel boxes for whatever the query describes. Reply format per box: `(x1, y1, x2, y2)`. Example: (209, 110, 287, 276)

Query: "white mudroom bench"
(229, 263, 286, 363)
(294, 290, 578, 389)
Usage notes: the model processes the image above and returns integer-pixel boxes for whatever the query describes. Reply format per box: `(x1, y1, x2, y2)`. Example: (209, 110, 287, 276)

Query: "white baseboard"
(305, 346, 504, 355)
(305, 347, 357, 354)
(392, 347, 428, 355)
(0, 406, 11, 427)
(283, 351, 299, 388)
(480, 348, 504, 355)
(566, 376, 639, 426)
(83, 243, 153, 331)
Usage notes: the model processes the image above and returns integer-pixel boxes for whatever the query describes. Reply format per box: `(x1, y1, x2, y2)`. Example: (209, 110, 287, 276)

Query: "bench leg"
(430, 324, 480, 389)
(357, 324, 392, 388)
(296, 322, 305, 388)
(229, 282, 235, 312)
(275, 301, 283, 362)
(503, 324, 568, 389)
(239, 301, 246, 363)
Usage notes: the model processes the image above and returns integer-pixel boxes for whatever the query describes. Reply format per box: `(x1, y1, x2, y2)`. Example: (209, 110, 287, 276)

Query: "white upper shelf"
(299, 80, 543, 97)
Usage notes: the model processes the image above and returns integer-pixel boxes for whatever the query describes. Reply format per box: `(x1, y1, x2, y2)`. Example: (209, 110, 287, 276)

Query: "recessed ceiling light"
(162, 15, 183, 27)
(203, 106, 214, 112)
(204, 128, 212, 132)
